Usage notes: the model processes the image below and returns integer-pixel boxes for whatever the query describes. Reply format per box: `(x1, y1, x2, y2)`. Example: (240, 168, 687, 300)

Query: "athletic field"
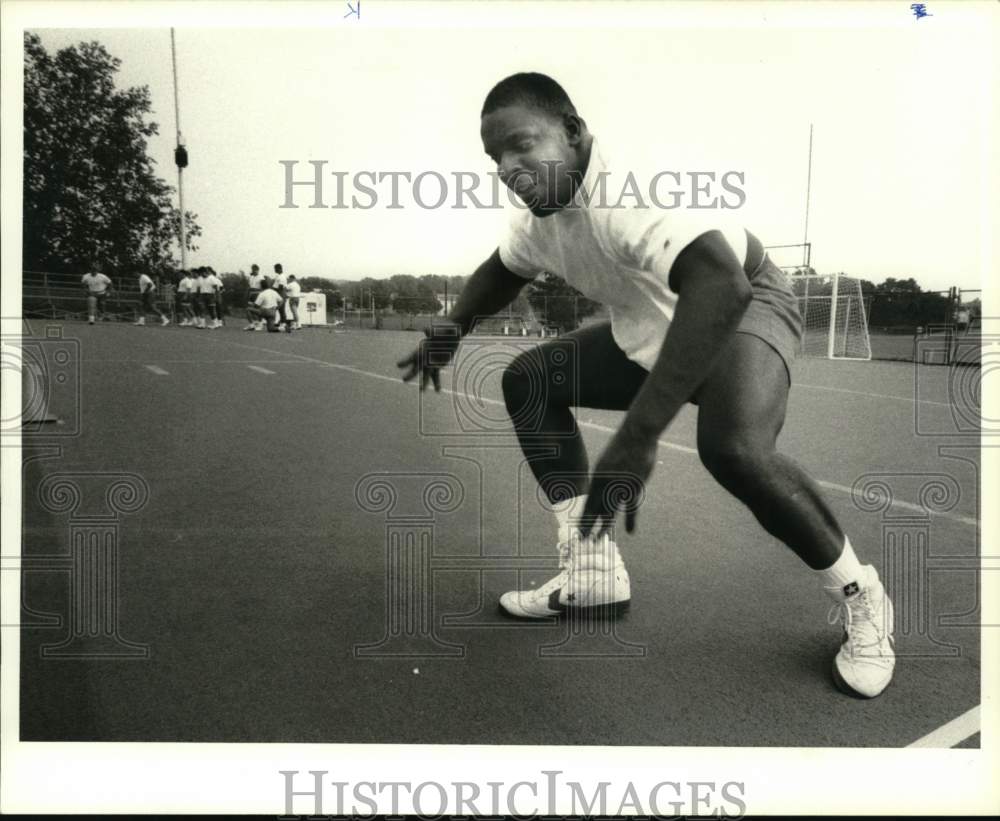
(19, 319, 981, 747)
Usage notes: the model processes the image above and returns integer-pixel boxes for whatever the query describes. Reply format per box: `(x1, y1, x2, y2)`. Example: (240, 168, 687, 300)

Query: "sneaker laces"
(827, 588, 889, 656)
(518, 540, 574, 603)
(557, 539, 573, 570)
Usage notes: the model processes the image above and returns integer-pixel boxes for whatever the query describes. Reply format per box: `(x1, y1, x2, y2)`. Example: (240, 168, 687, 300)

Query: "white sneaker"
(133, 318, 145, 326)
(243, 323, 256, 331)
(161, 316, 170, 326)
(499, 536, 631, 618)
(827, 565, 895, 698)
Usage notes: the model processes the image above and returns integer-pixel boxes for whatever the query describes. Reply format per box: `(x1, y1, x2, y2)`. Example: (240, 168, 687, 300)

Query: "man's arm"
(398, 249, 532, 390)
(622, 230, 752, 439)
(447, 248, 532, 335)
(580, 230, 751, 536)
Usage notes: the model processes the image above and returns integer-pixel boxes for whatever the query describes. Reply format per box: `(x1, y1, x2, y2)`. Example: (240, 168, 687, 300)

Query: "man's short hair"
(251, 264, 259, 271)
(481, 72, 577, 119)
(274, 263, 283, 273)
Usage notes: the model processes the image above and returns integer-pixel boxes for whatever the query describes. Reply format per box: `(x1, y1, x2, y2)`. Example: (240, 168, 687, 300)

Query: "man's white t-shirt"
(206, 274, 224, 293)
(138, 273, 155, 293)
(248, 273, 265, 290)
(498, 138, 748, 371)
(272, 273, 288, 291)
(197, 275, 214, 294)
(286, 281, 302, 298)
(255, 289, 279, 310)
(82, 272, 112, 294)
(179, 276, 194, 294)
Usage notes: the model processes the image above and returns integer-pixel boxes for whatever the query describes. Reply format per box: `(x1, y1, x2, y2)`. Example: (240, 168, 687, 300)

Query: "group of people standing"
(175, 267, 226, 328)
(81, 262, 303, 333)
(244, 263, 303, 333)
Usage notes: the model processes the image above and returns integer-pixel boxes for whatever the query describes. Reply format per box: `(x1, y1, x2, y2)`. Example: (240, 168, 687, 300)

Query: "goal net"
(764, 243, 872, 361)
(789, 272, 872, 361)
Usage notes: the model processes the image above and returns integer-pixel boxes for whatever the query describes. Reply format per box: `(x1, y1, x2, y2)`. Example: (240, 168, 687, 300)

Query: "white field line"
(906, 705, 980, 748)
(795, 381, 959, 409)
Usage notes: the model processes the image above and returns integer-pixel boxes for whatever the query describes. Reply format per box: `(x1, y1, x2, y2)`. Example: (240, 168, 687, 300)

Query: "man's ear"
(562, 113, 586, 146)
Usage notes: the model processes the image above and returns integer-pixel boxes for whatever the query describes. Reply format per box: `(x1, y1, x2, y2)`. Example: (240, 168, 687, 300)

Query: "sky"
(27, 3, 996, 292)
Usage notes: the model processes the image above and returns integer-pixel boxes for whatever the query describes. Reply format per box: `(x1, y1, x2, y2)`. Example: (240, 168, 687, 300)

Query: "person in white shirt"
(193, 267, 218, 329)
(177, 271, 196, 326)
(285, 274, 302, 330)
(81, 264, 113, 324)
(397, 72, 894, 700)
(272, 263, 289, 330)
(244, 264, 266, 330)
(205, 268, 225, 328)
(190, 268, 205, 328)
(248, 284, 283, 332)
(132, 272, 169, 326)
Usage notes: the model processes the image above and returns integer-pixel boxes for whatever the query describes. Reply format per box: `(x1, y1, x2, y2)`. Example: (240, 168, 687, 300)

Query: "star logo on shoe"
(843, 581, 860, 597)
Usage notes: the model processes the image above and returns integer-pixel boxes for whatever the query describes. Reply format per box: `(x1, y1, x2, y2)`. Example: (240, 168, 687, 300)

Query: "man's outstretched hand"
(396, 321, 462, 392)
(579, 421, 658, 538)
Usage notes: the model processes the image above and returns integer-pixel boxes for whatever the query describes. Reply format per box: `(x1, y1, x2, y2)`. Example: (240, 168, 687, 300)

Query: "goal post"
(790, 272, 872, 361)
(764, 243, 872, 361)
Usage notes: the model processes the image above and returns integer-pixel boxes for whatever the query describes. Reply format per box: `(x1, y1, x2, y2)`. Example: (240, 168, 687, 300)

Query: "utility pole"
(170, 29, 189, 273)
(803, 122, 813, 269)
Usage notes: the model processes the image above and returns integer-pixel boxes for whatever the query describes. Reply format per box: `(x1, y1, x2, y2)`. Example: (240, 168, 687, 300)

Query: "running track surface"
(18, 320, 982, 746)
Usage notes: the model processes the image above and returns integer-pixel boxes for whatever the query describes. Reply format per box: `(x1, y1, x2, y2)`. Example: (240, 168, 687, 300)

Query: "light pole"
(170, 29, 188, 273)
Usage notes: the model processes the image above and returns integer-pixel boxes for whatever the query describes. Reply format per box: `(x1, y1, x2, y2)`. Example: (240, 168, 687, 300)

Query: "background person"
(245, 264, 265, 330)
(81, 262, 113, 324)
(272, 263, 288, 329)
(133, 271, 170, 326)
(206, 267, 225, 328)
(177, 270, 196, 326)
(248, 281, 283, 332)
(285, 274, 302, 330)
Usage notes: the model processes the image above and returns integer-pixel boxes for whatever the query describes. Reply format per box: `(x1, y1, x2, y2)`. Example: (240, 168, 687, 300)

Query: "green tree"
(23, 33, 200, 276)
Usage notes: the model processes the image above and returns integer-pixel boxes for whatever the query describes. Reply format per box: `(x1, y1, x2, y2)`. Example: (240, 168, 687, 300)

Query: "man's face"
(481, 105, 583, 217)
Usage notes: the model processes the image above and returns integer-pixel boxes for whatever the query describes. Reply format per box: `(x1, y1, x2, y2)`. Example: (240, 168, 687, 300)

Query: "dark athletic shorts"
(735, 253, 803, 381)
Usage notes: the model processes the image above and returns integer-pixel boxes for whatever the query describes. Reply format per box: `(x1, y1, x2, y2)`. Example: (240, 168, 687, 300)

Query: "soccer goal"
(790, 272, 872, 361)
(764, 243, 872, 361)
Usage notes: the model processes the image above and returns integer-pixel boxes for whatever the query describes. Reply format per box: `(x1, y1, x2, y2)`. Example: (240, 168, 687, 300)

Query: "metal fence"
(23, 269, 143, 320)
(22, 269, 245, 322)
(22, 269, 982, 365)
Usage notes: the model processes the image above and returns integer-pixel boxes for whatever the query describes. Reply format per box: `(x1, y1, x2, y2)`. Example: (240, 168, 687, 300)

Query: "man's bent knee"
(501, 352, 537, 410)
(698, 438, 772, 490)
